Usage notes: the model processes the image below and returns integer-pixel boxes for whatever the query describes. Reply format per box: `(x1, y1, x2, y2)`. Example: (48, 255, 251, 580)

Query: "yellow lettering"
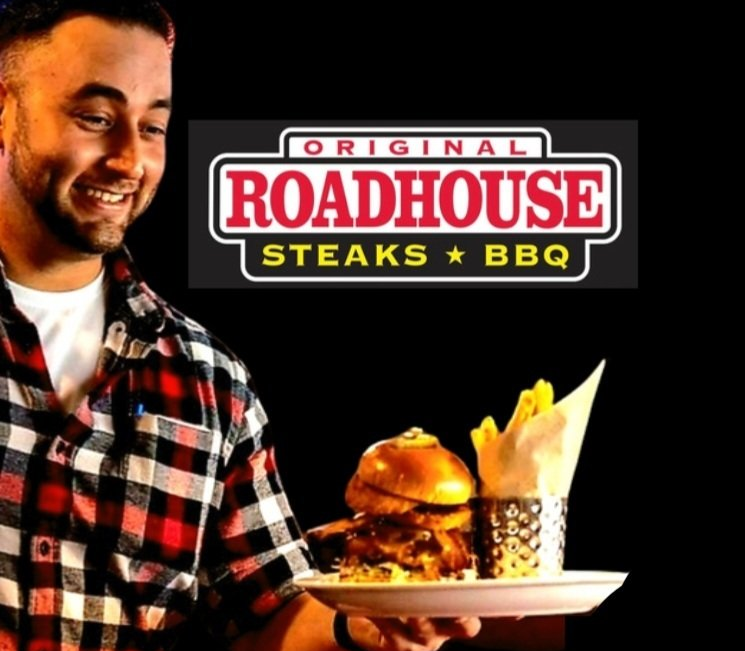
(344, 244, 369, 266)
(288, 243, 313, 266)
(544, 244, 569, 269)
(515, 244, 539, 267)
(317, 243, 340, 266)
(485, 244, 509, 267)
(376, 244, 400, 266)
(262, 244, 285, 267)
(404, 244, 427, 267)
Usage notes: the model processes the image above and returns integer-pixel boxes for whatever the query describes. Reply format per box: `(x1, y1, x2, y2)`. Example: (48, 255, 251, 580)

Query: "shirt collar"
(0, 247, 167, 336)
(105, 246, 168, 337)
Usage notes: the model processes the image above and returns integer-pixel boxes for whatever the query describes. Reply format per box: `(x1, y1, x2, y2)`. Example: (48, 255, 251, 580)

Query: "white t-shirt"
(8, 271, 106, 413)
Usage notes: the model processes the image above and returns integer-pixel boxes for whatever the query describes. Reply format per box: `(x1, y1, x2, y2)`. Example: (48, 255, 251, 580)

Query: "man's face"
(0, 15, 172, 255)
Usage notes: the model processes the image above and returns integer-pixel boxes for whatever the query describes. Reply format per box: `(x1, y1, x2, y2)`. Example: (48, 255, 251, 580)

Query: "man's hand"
(232, 593, 561, 651)
(349, 615, 481, 651)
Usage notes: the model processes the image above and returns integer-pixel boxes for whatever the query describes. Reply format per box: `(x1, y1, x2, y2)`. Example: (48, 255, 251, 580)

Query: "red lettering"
(444, 139, 462, 156)
(510, 139, 527, 156)
(270, 172, 314, 227)
(526, 171, 563, 228)
(481, 170, 525, 228)
(223, 165, 608, 232)
(337, 140, 354, 156)
(312, 171, 352, 227)
(303, 140, 323, 155)
(354, 171, 396, 227)
(395, 171, 440, 227)
(477, 140, 496, 156)
(564, 171, 603, 227)
(225, 171, 270, 228)
(439, 171, 481, 227)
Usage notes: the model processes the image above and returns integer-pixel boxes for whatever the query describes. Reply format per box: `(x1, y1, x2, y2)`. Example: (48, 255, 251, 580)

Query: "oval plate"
(295, 570, 628, 618)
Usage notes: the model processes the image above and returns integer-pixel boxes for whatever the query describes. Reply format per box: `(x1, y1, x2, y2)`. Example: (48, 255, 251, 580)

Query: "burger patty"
(385, 503, 472, 531)
(341, 518, 472, 581)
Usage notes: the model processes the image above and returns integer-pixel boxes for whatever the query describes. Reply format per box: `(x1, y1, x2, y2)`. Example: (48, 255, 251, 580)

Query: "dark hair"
(0, 0, 175, 60)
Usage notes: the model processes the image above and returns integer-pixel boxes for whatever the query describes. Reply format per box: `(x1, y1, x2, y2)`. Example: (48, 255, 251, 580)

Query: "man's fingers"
(370, 617, 426, 649)
(370, 616, 445, 650)
(368, 616, 482, 651)
(404, 617, 438, 644)
(431, 616, 482, 639)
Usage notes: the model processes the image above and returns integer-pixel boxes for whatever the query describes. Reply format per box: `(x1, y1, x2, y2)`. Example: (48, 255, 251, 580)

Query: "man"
(0, 2, 558, 650)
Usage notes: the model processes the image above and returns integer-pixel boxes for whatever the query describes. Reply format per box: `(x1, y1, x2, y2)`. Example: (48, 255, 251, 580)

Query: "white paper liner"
(477, 360, 605, 498)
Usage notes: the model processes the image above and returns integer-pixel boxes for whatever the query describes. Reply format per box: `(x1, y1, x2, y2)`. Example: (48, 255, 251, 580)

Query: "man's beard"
(7, 103, 154, 255)
(20, 188, 135, 255)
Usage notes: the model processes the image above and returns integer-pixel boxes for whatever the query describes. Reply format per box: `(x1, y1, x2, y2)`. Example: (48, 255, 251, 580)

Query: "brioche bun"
(345, 428, 474, 512)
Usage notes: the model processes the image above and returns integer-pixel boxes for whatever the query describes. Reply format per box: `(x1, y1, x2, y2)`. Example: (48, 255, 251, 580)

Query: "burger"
(307, 427, 475, 582)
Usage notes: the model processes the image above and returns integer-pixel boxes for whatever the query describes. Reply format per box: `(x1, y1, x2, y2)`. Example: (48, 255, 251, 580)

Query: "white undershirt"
(8, 271, 106, 413)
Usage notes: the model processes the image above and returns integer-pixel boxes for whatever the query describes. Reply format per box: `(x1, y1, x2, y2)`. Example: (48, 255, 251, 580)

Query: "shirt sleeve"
(197, 389, 315, 641)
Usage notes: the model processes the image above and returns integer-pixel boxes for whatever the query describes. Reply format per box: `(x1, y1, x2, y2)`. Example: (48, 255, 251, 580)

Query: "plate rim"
(295, 569, 629, 590)
(294, 569, 629, 618)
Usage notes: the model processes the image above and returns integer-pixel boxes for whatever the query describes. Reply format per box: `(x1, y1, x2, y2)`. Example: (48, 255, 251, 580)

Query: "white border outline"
(206, 127, 623, 283)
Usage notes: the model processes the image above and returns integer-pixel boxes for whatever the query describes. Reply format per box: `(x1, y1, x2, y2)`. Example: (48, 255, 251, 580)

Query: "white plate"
(295, 570, 628, 618)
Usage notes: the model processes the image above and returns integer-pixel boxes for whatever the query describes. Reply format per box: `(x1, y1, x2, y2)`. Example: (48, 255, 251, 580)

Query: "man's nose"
(104, 126, 145, 179)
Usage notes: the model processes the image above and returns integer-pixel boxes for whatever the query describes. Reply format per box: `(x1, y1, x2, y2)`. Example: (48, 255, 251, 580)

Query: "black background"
(125, 4, 648, 649)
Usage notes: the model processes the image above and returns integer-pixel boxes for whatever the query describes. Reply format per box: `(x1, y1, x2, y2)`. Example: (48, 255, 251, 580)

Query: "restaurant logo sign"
(189, 122, 635, 288)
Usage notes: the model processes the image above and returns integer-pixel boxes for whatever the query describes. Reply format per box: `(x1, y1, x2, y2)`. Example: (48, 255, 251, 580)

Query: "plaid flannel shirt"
(0, 248, 314, 650)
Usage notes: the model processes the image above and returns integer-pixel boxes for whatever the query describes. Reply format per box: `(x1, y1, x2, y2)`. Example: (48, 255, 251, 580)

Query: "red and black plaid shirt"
(0, 248, 313, 650)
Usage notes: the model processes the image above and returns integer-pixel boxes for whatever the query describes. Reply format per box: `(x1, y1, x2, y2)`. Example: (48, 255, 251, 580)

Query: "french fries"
(470, 377, 556, 500)
(470, 415, 499, 452)
(533, 379, 554, 414)
(471, 378, 554, 455)
(468, 362, 606, 577)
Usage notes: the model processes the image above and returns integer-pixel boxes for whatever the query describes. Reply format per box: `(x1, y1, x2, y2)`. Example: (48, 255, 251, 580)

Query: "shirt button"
(39, 541, 51, 556)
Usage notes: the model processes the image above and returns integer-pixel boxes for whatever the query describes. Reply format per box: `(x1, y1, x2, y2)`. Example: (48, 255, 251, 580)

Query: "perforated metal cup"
(474, 496, 567, 578)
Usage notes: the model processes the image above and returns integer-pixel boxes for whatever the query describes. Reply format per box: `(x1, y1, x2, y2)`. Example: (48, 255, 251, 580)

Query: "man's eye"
(77, 114, 112, 129)
(142, 124, 167, 138)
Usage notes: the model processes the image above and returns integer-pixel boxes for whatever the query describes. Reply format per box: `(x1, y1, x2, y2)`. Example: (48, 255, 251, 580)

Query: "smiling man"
(1, 11, 170, 257)
(0, 2, 480, 650)
(0, 2, 568, 651)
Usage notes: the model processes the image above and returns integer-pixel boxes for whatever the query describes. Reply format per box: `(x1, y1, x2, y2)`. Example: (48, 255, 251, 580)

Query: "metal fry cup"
(473, 496, 567, 578)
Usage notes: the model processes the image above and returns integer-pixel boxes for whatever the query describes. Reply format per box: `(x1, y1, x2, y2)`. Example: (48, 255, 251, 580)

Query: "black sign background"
(188, 121, 636, 288)
(122, 3, 652, 650)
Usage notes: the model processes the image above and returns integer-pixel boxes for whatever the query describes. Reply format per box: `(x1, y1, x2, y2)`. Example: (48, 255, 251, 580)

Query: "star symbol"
(446, 246, 466, 264)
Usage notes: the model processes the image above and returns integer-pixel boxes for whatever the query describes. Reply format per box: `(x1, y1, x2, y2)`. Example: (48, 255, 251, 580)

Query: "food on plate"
(468, 364, 605, 579)
(304, 516, 359, 574)
(339, 427, 475, 582)
(470, 378, 555, 498)
(470, 378, 554, 461)
(306, 427, 476, 582)
(305, 365, 606, 585)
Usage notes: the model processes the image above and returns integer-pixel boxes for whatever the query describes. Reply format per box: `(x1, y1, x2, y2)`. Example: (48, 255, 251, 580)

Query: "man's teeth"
(83, 187, 126, 203)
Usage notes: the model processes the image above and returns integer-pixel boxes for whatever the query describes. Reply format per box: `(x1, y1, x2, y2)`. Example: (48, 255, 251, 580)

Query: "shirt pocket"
(73, 413, 222, 575)
(121, 413, 221, 569)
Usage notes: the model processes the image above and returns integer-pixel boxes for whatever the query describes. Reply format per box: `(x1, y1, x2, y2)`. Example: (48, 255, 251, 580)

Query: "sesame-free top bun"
(347, 427, 474, 509)
(340, 428, 476, 582)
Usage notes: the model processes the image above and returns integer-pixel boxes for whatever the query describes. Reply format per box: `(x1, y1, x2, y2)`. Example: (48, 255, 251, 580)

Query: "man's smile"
(77, 184, 127, 204)
(71, 182, 136, 214)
